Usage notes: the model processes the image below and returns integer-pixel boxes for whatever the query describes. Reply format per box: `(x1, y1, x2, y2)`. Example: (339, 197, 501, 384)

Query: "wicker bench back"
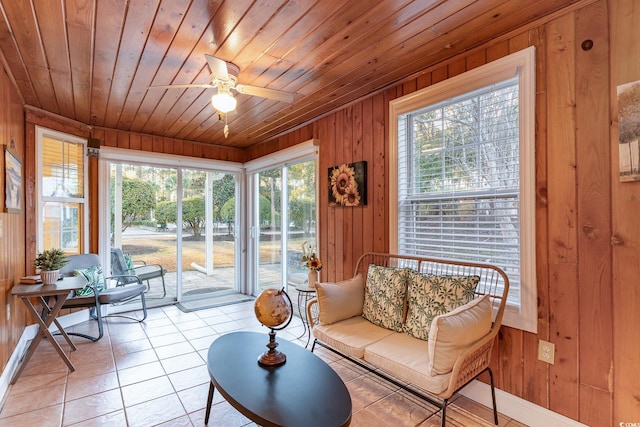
(354, 252, 510, 335)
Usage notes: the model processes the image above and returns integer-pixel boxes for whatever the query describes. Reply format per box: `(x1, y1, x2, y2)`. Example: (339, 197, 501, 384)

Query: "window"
(36, 127, 89, 254)
(389, 47, 536, 332)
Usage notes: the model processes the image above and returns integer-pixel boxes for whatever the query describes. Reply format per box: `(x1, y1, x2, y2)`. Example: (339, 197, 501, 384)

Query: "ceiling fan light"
(211, 92, 237, 113)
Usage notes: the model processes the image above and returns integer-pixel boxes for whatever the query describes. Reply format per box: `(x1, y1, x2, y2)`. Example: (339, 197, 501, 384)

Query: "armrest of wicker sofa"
(307, 298, 319, 329)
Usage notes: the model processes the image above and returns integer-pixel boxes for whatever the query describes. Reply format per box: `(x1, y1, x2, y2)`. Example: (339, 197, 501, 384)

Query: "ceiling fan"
(148, 54, 295, 137)
(149, 54, 295, 112)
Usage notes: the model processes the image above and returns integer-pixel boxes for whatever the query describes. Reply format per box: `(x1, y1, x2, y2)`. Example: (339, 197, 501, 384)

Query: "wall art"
(328, 161, 367, 207)
(3, 144, 22, 213)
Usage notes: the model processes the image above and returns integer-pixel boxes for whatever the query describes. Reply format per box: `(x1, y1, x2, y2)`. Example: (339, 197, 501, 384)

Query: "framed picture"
(328, 161, 367, 207)
(618, 80, 640, 182)
(4, 145, 22, 213)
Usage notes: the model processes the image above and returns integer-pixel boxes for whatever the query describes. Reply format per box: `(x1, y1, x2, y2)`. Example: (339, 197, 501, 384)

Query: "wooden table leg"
(10, 295, 76, 384)
(40, 296, 77, 351)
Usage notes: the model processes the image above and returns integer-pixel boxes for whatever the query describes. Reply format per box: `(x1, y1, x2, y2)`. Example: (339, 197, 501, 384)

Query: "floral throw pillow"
(403, 271, 480, 341)
(362, 264, 410, 332)
(74, 265, 105, 296)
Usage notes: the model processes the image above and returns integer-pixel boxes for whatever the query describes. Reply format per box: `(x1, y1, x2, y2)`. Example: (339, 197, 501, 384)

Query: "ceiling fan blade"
(205, 54, 229, 80)
(148, 83, 216, 90)
(235, 84, 294, 103)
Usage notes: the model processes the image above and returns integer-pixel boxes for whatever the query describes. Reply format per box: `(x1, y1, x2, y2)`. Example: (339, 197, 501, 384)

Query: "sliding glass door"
(180, 169, 238, 300)
(104, 157, 239, 305)
(254, 158, 317, 295)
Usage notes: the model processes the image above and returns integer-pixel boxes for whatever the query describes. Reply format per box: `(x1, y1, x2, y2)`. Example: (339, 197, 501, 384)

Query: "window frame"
(389, 46, 537, 333)
(36, 126, 89, 254)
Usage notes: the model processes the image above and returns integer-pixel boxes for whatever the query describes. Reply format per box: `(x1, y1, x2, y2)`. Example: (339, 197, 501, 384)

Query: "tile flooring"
(0, 302, 526, 426)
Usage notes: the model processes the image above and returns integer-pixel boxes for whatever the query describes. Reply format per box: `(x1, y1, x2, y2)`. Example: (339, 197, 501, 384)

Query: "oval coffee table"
(205, 331, 352, 427)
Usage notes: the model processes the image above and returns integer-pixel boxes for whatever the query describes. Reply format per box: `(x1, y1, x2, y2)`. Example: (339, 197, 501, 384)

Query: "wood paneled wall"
(2, 0, 638, 425)
(248, 1, 639, 425)
(0, 67, 26, 374)
(610, 0, 640, 422)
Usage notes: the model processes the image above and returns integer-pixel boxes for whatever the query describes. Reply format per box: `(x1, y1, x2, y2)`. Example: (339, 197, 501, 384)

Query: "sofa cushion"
(428, 294, 492, 375)
(362, 265, 410, 332)
(312, 316, 394, 359)
(315, 274, 364, 325)
(363, 332, 452, 395)
(73, 265, 105, 296)
(403, 272, 480, 341)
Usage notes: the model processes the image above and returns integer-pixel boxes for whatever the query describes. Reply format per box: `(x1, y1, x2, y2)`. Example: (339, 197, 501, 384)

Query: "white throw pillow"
(427, 294, 492, 376)
(315, 274, 364, 325)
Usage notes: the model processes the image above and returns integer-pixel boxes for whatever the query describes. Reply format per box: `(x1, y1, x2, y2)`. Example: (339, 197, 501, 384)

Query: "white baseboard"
(0, 324, 37, 406)
(459, 380, 588, 427)
(0, 308, 91, 406)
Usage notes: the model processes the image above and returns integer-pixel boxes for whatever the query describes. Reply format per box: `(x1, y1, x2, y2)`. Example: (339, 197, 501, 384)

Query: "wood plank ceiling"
(0, 0, 580, 149)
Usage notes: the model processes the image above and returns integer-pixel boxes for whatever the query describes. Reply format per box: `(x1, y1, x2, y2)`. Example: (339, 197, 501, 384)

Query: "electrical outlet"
(538, 339, 555, 364)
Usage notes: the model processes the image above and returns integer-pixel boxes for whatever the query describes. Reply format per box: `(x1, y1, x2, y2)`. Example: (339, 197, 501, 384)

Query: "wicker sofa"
(307, 253, 509, 427)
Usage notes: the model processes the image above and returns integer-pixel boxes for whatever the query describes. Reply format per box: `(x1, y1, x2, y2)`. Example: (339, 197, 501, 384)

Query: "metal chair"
(110, 247, 167, 298)
(58, 253, 147, 341)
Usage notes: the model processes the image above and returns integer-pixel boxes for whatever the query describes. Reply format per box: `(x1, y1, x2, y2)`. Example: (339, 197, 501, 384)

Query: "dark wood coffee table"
(205, 331, 352, 427)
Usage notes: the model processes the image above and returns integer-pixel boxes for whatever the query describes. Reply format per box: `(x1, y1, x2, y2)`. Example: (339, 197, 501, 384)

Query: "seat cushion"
(313, 316, 394, 359)
(134, 265, 165, 281)
(362, 264, 410, 332)
(315, 274, 364, 325)
(363, 333, 451, 396)
(98, 284, 146, 304)
(428, 295, 492, 375)
(403, 271, 480, 341)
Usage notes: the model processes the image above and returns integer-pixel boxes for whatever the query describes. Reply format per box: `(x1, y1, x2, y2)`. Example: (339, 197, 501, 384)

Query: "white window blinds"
(37, 127, 88, 254)
(397, 78, 521, 305)
(41, 136, 85, 199)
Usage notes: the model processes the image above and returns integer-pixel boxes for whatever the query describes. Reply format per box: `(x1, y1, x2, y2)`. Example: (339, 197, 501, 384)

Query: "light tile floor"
(0, 302, 527, 426)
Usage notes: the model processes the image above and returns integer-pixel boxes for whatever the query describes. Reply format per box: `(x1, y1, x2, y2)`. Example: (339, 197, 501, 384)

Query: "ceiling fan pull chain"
(224, 114, 230, 138)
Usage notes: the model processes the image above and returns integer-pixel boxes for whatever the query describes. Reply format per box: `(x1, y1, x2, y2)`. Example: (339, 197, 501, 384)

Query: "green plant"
(34, 248, 69, 271)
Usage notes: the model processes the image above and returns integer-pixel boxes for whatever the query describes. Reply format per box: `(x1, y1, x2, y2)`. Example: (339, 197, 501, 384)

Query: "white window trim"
(389, 46, 537, 333)
(35, 126, 90, 253)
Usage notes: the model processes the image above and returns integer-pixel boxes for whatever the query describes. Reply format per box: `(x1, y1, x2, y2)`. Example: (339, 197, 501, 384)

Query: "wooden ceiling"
(0, 0, 580, 149)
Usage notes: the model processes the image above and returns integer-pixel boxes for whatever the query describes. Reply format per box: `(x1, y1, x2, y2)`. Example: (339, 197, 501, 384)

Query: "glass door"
(106, 160, 239, 306)
(256, 168, 282, 293)
(110, 163, 178, 304)
(180, 169, 238, 301)
(254, 159, 316, 295)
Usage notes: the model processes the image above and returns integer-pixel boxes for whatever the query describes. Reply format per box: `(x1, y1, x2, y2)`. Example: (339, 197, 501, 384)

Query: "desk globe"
(254, 288, 293, 366)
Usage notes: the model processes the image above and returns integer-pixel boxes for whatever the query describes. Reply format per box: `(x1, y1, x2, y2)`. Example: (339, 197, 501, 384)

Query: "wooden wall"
(2, 0, 639, 425)
(0, 66, 26, 374)
(610, 0, 640, 422)
(247, 1, 639, 425)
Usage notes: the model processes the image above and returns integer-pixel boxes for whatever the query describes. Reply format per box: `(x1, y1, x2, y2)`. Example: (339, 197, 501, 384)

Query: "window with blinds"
(397, 79, 521, 304)
(37, 128, 87, 254)
(390, 47, 536, 332)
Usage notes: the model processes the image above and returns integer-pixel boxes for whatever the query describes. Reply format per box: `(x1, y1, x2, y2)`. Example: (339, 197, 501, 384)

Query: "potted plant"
(34, 248, 68, 285)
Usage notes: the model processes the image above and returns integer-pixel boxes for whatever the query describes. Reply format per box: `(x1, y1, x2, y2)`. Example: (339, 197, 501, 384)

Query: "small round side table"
(295, 283, 316, 348)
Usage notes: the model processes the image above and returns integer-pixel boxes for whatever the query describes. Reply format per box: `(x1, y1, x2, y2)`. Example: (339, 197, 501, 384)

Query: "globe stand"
(254, 287, 293, 368)
(258, 329, 286, 366)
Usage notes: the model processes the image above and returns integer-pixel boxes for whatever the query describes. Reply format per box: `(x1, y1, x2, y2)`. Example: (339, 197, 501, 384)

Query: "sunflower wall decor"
(328, 161, 367, 207)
